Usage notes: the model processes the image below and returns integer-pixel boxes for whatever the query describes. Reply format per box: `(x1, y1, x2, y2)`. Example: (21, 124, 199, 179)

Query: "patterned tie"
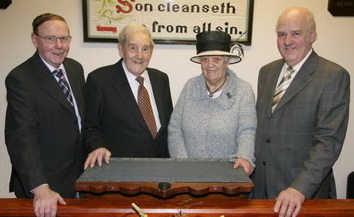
(52, 69, 74, 106)
(271, 66, 295, 112)
(136, 76, 157, 138)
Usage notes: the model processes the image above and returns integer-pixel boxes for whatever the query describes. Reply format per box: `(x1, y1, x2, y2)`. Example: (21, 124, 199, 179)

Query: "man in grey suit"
(5, 13, 86, 217)
(252, 7, 350, 217)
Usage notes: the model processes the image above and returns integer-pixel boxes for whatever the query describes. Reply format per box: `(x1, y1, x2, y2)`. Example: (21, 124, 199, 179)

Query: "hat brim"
(190, 50, 242, 64)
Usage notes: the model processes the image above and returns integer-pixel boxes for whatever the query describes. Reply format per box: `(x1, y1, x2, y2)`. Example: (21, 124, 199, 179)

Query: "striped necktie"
(52, 69, 74, 106)
(271, 66, 295, 112)
(136, 76, 157, 138)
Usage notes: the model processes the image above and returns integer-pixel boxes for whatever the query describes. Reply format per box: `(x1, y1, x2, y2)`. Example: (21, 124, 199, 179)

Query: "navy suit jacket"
(84, 59, 173, 157)
(252, 51, 350, 199)
(5, 52, 86, 198)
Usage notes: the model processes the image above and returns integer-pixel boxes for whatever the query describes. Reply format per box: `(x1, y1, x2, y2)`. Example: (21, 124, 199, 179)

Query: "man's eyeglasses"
(35, 33, 72, 44)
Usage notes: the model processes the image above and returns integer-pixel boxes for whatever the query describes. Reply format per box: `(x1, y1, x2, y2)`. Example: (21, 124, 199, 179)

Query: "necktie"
(271, 66, 295, 112)
(52, 69, 74, 106)
(136, 76, 157, 138)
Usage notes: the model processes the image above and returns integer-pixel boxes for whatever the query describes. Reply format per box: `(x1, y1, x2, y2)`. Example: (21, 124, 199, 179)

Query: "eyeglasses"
(35, 33, 72, 44)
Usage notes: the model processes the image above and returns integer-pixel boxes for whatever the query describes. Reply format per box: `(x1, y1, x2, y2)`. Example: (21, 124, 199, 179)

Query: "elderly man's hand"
(84, 147, 111, 170)
(233, 158, 254, 176)
(32, 185, 66, 217)
(274, 187, 305, 217)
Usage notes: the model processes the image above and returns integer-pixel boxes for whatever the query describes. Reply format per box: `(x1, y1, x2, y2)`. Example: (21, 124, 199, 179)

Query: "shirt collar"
(39, 55, 65, 73)
(286, 49, 313, 72)
(122, 60, 148, 83)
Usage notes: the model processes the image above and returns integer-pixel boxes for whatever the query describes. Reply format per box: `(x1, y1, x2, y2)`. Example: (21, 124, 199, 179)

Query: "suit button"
(265, 139, 270, 143)
(262, 161, 266, 165)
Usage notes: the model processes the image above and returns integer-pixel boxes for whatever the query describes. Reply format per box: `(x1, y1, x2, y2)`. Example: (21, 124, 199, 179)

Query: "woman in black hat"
(168, 31, 256, 176)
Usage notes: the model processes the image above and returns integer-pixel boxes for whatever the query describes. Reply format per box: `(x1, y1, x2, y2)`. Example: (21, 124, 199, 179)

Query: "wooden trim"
(75, 181, 254, 198)
(1, 198, 354, 216)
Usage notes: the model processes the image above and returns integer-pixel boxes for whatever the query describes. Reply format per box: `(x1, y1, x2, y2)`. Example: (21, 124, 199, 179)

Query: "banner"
(83, 0, 254, 44)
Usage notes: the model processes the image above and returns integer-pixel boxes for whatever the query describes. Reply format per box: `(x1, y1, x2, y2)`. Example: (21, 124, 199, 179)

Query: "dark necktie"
(136, 76, 157, 138)
(52, 69, 74, 106)
(271, 66, 295, 112)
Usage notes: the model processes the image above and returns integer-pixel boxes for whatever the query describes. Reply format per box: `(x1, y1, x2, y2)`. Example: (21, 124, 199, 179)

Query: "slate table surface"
(77, 158, 252, 183)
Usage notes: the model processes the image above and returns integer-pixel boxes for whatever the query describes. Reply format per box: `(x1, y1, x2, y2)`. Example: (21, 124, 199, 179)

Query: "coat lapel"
(65, 61, 84, 117)
(266, 61, 284, 117)
(272, 52, 317, 113)
(111, 60, 148, 130)
(149, 69, 166, 127)
(33, 53, 75, 114)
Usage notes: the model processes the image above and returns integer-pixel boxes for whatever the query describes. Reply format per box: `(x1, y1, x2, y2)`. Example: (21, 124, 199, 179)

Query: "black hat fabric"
(190, 31, 243, 64)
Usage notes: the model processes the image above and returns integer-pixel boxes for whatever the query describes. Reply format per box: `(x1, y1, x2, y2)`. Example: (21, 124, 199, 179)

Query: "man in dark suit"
(5, 13, 85, 217)
(252, 7, 350, 217)
(84, 23, 173, 169)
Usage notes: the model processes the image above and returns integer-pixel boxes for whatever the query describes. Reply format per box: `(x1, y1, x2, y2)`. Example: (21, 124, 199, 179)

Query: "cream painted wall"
(0, 0, 353, 199)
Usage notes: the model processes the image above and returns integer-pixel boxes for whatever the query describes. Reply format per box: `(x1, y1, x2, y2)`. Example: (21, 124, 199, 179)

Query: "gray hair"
(277, 7, 316, 34)
(119, 23, 154, 48)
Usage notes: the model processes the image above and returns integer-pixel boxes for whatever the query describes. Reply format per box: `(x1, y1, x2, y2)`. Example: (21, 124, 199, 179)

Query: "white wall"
(0, 0, 353, 198)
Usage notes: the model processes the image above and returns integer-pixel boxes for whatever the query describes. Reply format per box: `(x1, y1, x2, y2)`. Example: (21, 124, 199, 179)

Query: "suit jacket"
(84, 59, 173, 157)
(5, 52, 86, 198)
(252, 51, 350, 199)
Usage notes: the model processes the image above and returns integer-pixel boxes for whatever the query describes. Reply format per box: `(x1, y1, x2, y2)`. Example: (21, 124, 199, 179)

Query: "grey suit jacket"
(5, 52, 86, 198)
(84, 59, 173, 157)
(252, 51, 350, 199)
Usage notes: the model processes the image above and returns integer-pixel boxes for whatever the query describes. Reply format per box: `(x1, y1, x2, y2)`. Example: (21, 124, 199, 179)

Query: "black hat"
(190, 31, 243, 64)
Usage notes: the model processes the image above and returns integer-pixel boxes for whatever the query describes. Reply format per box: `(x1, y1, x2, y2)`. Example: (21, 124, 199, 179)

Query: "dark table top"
(77, 158, 252, 183)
